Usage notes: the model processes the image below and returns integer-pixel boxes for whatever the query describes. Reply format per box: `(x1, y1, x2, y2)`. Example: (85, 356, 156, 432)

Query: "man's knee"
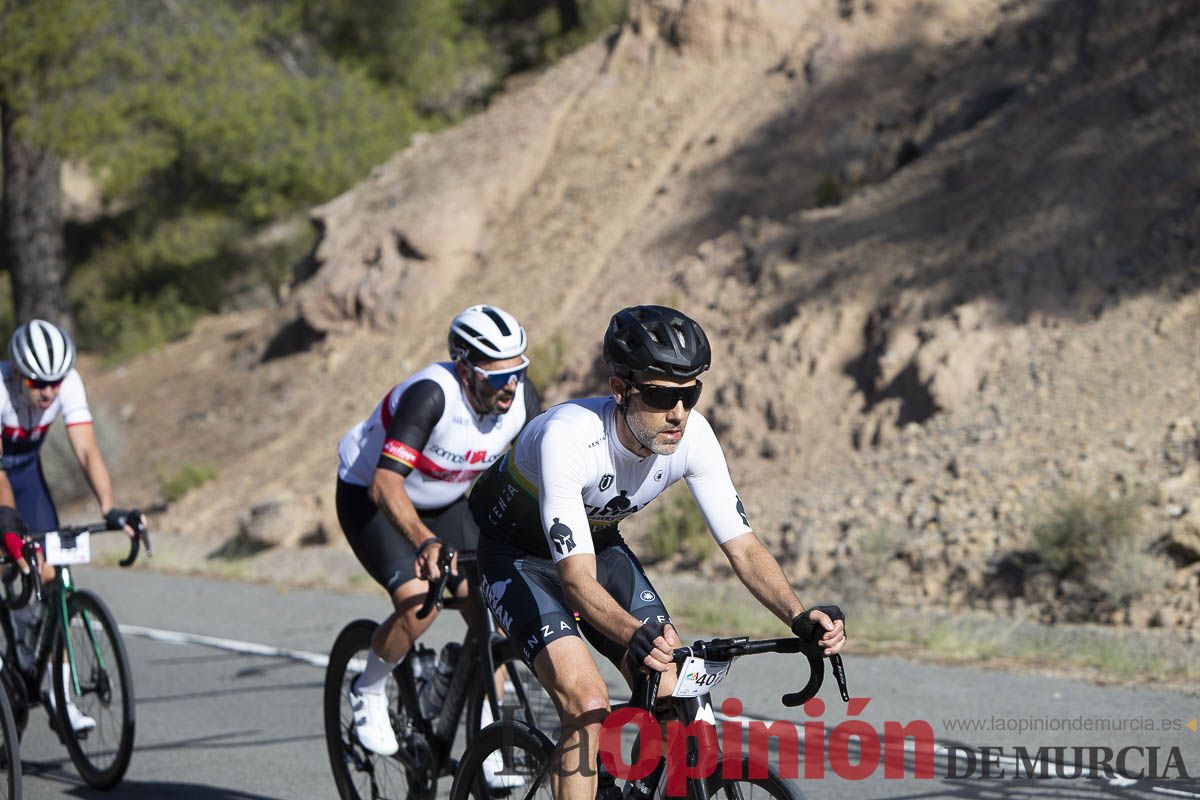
(389, 581, 437, 631)
(558, 680, 609, 729)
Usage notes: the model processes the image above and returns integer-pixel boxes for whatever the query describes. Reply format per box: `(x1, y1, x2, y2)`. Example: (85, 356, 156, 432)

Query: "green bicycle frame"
(56, 567, 111, 697)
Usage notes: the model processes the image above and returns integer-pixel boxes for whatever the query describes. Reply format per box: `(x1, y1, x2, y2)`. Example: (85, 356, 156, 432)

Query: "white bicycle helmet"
(9, 319, 76, 382)
(448, 305, 527, 362)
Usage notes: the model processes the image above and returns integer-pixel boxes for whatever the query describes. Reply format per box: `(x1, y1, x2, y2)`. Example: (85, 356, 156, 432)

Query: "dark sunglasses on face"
(471, 355, 530, 391)
(629, 379, 703, 411)
(24, 377, 62, 390)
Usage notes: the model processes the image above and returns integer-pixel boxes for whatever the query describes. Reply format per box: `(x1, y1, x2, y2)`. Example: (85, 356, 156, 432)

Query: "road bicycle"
(0, 513, 150, 790)
(449, 631, 850, 800)
(325, 545, 559, 800)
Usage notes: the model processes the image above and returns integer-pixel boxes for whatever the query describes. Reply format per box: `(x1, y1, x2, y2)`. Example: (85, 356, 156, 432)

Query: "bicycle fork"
(56, 569, 111, 700)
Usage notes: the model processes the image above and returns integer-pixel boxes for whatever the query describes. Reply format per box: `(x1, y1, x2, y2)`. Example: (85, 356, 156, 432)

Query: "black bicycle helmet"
(603, 306, 711, 380)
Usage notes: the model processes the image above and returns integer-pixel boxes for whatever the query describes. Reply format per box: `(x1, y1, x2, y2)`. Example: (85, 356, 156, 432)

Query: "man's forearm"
(0, 473, 15, 509)
(726, 535, 805, 625)
(562, 573, 642, 645)
(80, 453, 115, 511)
(378, 493, 433, 548)
(369, 473, 434, 547)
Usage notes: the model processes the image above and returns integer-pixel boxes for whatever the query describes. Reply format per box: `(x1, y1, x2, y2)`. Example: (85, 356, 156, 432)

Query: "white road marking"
(120, 624, 330, 668)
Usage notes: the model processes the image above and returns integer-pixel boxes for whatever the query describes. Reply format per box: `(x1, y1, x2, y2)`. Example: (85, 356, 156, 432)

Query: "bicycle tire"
(464, 641, 559, 746)
(324, 619, 414, 800)
(0, 676, 20, 800)
(700, 759, 806, 800)
(52, 589, 136, 790)
(0, 665, 26, 741)
(449, 719, 555, 800)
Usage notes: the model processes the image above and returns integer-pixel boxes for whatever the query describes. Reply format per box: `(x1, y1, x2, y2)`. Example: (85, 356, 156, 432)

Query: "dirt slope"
(86, 0, 1200, 634)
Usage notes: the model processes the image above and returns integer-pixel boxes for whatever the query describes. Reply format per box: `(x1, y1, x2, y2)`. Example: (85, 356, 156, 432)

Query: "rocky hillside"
(90, 0, 1199, 636)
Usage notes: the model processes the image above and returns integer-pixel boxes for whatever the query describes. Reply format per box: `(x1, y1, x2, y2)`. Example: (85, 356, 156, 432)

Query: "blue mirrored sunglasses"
(471, 355, 529, 390)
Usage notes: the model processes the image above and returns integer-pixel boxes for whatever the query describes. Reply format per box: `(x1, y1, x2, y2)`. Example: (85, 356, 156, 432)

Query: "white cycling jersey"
(337, 362, 532, 509)
(0, 362, 93, 457)
(476, 397, 751, 562)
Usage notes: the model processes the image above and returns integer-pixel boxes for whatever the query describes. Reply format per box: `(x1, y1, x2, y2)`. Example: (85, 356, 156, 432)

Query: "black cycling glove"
(791, 604, 846, 642)
(105, 508, 132, 531)
(625, 620, 669, 672)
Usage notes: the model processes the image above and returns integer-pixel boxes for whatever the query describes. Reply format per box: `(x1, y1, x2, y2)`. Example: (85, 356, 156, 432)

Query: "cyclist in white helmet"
(0, 318, 137, 733)
(335, 304, 541, 757)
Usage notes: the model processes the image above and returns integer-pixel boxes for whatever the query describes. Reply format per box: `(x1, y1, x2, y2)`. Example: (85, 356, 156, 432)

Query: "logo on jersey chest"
(585, 490, 641, 524)
(598, 474, 614, 492)
(427, 443, 493, 466)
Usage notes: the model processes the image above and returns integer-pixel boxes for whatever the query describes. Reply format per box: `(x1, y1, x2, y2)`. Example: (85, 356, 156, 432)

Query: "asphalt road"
(13, 567, 1200, 799)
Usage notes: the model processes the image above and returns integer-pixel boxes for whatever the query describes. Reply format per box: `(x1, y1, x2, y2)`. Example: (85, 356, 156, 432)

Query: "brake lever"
(830, 654, 849, 701)
(415, 545, 457, 620)
(22, 540, 43, 603)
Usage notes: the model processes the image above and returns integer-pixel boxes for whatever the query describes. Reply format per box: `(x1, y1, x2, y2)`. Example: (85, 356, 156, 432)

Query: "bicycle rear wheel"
(324, 620, 413, 800)
(53, 589, 136, 790)
(0, 679, 20, 800)
(449, 720, 554, 800)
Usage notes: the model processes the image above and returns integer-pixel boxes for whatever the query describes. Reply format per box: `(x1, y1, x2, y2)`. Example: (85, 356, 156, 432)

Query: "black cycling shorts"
(478, 532, 671, 667)
(336, 478, 479, 593)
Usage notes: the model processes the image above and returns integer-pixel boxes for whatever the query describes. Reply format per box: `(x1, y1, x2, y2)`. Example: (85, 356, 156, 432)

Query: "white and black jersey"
(469, 397, 752, 561)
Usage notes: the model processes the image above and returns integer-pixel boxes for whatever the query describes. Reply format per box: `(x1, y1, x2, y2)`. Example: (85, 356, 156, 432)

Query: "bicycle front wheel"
(449, 720, 554, 800)
(53, 589, 136, 790)
(324, 619, 412, 800)
(701, 759, 806, 800)
(0, 678, 20, 800)
(464, 641, 559, 746)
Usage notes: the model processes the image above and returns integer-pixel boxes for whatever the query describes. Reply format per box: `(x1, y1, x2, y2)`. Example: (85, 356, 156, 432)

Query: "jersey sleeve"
(58, 370, 93, 426)
(682, 412, 753, 545)
(375, 380, 445, 477)
(537, 419, 596, 563)
(522, 379, 542, 426)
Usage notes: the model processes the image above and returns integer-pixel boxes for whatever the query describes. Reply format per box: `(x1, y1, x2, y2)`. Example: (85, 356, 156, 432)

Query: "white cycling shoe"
(348, 679, 399, 756)
(483, 749, 525, 789)
(46, 691, 97, 734)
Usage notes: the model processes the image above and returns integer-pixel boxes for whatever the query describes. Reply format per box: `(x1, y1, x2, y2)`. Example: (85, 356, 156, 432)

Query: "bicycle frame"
(392, 550, 532, 779)
(1, 567, 104, 702)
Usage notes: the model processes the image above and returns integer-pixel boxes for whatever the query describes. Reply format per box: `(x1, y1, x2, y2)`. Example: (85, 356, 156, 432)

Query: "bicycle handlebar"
(2, 510, 152, 609)
(633, 634, 849, 711)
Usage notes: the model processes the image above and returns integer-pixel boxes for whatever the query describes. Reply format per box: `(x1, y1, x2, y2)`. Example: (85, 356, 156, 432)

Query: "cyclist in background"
(0, 318, 138, 733)
(469, 305, 847, 800)
(336, 305, 541, 756)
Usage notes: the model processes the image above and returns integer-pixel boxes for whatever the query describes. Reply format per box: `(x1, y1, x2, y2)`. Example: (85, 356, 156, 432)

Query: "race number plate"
(671, 655, 731, 698)
(44, 532, 91, 566)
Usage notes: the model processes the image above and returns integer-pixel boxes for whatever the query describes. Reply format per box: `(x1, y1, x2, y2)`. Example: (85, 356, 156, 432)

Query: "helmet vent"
(481, 307, 511, 336)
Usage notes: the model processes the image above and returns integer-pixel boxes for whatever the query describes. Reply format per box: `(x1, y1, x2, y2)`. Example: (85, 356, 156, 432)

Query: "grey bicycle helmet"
(9, 319, 76, 382)
(603, 306, 711, 380)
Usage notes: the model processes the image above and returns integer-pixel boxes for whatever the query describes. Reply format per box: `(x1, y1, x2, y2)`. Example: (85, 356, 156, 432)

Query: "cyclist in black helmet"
(468, 305, 846, 799)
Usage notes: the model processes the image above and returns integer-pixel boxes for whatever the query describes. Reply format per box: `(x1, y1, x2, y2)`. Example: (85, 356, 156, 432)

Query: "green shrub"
(1031, 486, 1140, 576)
(1029, 484, 1161, 612)
(814, 175, 842, 208)
(644, 483, 714, 564)
(160, 462, 220, 503)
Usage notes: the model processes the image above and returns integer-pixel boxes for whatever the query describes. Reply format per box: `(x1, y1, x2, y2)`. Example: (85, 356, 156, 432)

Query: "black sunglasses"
(628, 379, 702, 411)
